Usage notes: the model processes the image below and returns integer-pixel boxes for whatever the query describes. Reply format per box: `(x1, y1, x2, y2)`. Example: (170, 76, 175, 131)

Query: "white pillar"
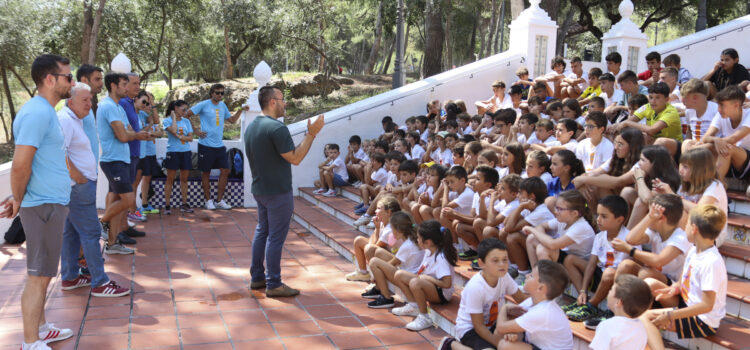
(240, 61, 272, 207)
(601, 0, 649, 74)
(507, 0, 558, 79)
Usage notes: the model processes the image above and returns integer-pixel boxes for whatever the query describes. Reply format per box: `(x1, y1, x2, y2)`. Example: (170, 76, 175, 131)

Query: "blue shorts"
(198, 144, 228, 172)
(129, 156, 139, 181)
(100, 161, 133, 194)
(333, 174, 349, 187)
(165, 151, 192, 170)
(138, 155, 160, 176)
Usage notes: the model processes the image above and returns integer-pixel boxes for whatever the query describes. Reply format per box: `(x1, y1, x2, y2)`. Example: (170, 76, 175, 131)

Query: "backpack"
(4, 216, 25, 244)
(227, 148, 244, 179)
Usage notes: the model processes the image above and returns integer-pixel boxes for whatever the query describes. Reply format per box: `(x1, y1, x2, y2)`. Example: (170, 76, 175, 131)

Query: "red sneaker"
(61, 275, 91, 290)
(90, 281, 130, 297)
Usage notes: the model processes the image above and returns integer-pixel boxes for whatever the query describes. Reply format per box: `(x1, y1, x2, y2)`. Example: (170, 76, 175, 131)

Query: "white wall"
(649, 15, 750, 79)
(0, 162, 12, 243)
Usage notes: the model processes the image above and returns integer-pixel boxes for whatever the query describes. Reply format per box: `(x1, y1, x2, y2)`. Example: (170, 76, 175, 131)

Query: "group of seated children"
(306, 49, 747, 349)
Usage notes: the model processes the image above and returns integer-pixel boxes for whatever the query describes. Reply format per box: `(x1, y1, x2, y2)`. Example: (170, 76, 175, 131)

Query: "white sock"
(409, 301, 418, 308)
(419, 312, 429, 318)
(39, 323, 50, 331)
(359, 269, 368, 274)
(518, 269, 530, 275)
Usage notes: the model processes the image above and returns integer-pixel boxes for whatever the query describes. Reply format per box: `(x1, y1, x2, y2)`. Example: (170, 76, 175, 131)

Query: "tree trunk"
(510, 0, 524, 20)
(695, 0, 707, 31)
(478, 15, 487, 59)
(469, 7, 478, 60)
(86, 0, 107, 65)
(380, 36, 396, 75)
(8, 66, 35, 98)
(317, 14, 326, 72)
(220, 0, 233, 79)
(555, 7, 574, 56)
(485, 0, 498, 58)
(493, 0, 504, 54)
(366, 0, 385, 75)
(444, 0, 453, 70)
(423, 0, 444, 78)
(80, 0, 93, 64)
(1, 64, 17, 142)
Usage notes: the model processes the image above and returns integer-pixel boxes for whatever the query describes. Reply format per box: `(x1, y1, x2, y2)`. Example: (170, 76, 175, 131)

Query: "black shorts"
(727, 148, 750, 179)
(588, 266, 603, 292)
(675, 298, 717, 339)
(198, 144, 228, 172)
(100, 161, 133, 194)
(673, 141, 682, 165)
(460, 325, 497, 350)
(434, 284, 450, 304)
(556, 250, 569, 264)
(165, 151, 192, 170)
(129, 156, 139, 181)
(138, 155, 160, 176)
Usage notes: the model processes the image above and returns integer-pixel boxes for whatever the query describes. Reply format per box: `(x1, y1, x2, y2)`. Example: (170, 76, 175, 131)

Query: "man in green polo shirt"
(617, 82, 682, 144)
(244, 86, 324, 297)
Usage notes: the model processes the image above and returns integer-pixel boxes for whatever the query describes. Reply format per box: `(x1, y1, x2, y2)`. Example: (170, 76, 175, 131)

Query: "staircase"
(291, 186, 750, 350)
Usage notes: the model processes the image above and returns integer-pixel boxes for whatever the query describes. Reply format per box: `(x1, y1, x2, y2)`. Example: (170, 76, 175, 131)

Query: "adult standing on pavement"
(185, 84, 248, 210)
(57, 82, 131, 298)
(119, 73, 148, 227)
(244, 86, 324, 297)
(97, 72, 150, 255)
(1, 54, 74, 350)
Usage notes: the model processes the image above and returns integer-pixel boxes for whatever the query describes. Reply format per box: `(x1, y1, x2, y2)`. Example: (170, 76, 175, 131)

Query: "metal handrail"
(288, 54, 526, 137)
(659, 22, 750, 55)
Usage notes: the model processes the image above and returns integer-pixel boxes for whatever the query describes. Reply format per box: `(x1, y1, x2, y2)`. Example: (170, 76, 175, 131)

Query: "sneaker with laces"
(100, 220, 110, 241)
(215, 199, 232, 209)
(127, 219, 135, 227)
(345, 270, 370, 282)
(61, 275, 91, 290)
(127, 211, 146, 222)
(391, 303, 419, 317)
(313, 188, 327, 194)
(354, 205, 369, 215)
(354, 202, 365, 210)
(458, 249, 478, 261)
(125, 227, 145, 237)
(105, 243, 134, 255)
(117, 232, 136, 244)
(322, 189, 337, 197)
(470, 259, 482, 270)
(265, 283, 300, 297)
(361, 286, 381, 299)
(561, 302, 579, 312)
(566, 303, 597, 322)
(205, 199, 216, 210)
(353, 215, 371, 226)
(91, 281, 131, 297)
(164, 205, 171, 215)
(38, 323, 73, 344)
(584, 310, 614, 330)
(22, 340, 51, 350)
(142, 205, 159, 214)
(353, 181, 363, 188)
(367, 295, 395, 309)
(180, 203, 194, 213)
(406, 313, 433, 331)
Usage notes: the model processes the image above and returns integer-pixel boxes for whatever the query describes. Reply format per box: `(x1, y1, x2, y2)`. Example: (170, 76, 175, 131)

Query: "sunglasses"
(51, 73, 73, 83)
(140, 100, 150, 106)
(214, 91, 225, 95)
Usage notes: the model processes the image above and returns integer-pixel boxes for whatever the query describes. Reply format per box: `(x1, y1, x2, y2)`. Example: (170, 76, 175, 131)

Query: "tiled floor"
(0, 208, 446, 349)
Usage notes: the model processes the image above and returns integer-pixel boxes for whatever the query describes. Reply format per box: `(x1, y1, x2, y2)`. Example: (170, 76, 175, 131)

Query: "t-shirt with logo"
(416, 250, 455, 301)
(97, 96, 131, 164)
(190, 99, 232, 148)
(455, 272, 518, 338)
(12, 96, 71, 207)
(591, 226, 634, 269)
(575, 137, 614, 172)
(679, 246, 727, 328)
(163, 117, 193, 153)
(683, 101, 718, 142)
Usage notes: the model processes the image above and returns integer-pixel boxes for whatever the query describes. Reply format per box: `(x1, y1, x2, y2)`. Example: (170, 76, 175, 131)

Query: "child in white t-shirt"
(523, 190, 595, 276)
(483, 174, 522, 244)
(346, 196, 401, 282)
(391, 220, 457, 332)
(524, 150, 553, 185)
(438, 166, 475, 244)
(612, 194, 692, 288)
(357, 152, 389, 213)
(313, 144, 349, 197)
(531, 118, 579, 156)
(448, 166, 498, 262)
(645, 204, 728, 340)
(699, 86, 750, 185)
(365, 212, 426, 308)
(411, 163, 446, 223)
(562, 196, 633, 325)
(534, 119, 557, 146)
(346, 135, 370, 187)
(575, 112, 614, 172)
(589, 275, 653, 350)
(438, 239, 527, 350)
(495, 260, 574, 350)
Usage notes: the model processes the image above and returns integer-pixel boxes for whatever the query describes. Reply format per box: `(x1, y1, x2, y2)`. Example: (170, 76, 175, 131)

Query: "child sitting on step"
(589, 275, 653, 350)
(346, 195, 401, 282)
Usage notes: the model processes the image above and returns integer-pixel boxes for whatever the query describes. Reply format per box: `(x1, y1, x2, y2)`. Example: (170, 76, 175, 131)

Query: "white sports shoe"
(313, 188, 327, 194)
(205, 199, 216, 210)
(215, 199, 232, 210)
(391, 303, 420, 317)
(105, 243, 134, 255)
(127, 220, 135, 228)
(366, 221, 376, 229)
(38, 323, 73, 344)
(322, 189, 337, 197)
(406, 314, 433, 331)
(353, 215, 371, 226)
(22, 341, 51, 350)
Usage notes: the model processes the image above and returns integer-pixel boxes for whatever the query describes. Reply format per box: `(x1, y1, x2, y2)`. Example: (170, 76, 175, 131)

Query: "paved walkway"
(0, 209, 446, 349)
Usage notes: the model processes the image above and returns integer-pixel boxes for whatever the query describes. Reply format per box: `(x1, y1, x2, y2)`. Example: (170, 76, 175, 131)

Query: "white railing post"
(507, 0, 558, 79)
(240, 61, 272, 207)
(601, 0, 649, 74)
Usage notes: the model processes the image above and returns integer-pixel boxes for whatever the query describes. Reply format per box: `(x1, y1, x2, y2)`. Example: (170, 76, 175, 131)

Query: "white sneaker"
(313, 188, 327, 194)
(105, 243, 134, 255)
(38, 323, 73, 344)
(366, 221, 376, 229)
(345, 270, 371, 282)
(205, 199, 216, 210)
(22, 341, 51, 350)
(391, 303, 420, 317)
(215, 199, 232, 210)
(127, 220, 135, 228)
(353, 215, 371, 226)
(322, 189, 337, 197)
(353, 181, 363, 188)
(406, 313, 433, 331)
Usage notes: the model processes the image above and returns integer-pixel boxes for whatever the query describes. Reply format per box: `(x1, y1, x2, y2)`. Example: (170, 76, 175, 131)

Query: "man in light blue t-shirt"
(184, 83, 248, 210)
(96, 72, 151, 255)
(1, 54, 75, 349)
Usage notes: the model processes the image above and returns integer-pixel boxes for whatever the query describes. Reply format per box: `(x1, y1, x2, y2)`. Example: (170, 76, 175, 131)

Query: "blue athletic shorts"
(165, 151, 192, 170)
(198, 144, 228, 172)
(100, 161, 133, 194)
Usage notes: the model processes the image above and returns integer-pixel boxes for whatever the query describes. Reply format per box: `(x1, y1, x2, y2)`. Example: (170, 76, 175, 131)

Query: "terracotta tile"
(272, 319, 323, 337)
(264, 306, 311, 322)
(180, 326, 229, 345)
(132, 291, 173, 303)
(221, 309, 267, 325)
(131, 315, 177, 332)
(77, 333, 130, 349)
(358, 312, 408, 329)
(417, 326, 449, 341)
(372, 327, 429, 346)
(86, 305, 132, 320)
(295, 292, 338, 306)
(316, 316, 364, 334)
(176, 300, 220, 314)
(226, 323, 276, 341)
(306, 304, 352, 319)
(233, 338, 286, 350)
(178, 313, 223, 329)
(81, 317, 130, 335)
(173, 289, 214, 302)
(281, 335, 335, 349)
(132, 302, 176, 317)
(216, 297, 260, 311)
(328, 330, 383, 349)
(183, 342, 233, 350)
(130, 330, 180, 349)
